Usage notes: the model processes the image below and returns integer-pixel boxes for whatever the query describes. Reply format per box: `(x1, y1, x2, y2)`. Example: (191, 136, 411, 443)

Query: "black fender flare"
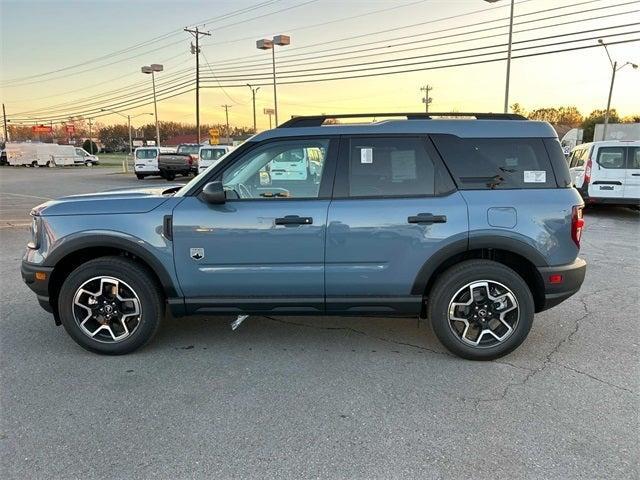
(410, 233, 549, 295)
(44, 231, 181, 298)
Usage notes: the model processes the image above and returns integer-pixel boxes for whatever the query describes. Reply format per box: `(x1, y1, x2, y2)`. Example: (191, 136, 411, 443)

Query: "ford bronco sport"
(21, 113, 586, 360)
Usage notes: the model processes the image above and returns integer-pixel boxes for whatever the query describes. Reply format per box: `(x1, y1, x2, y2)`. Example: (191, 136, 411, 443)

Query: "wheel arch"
(46, 234, 182, 318)
(413, 236, 547, 313)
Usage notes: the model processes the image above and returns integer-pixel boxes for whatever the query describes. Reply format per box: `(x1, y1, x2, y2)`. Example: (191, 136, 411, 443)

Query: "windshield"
(177, 145, 200, 154)
(136, 149, 157, 159)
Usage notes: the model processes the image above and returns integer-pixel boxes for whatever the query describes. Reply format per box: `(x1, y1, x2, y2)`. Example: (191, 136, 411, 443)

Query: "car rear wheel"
(428, 260, 534, 360)
(136, 174, 145, 180)
(58, 256, 164, 355)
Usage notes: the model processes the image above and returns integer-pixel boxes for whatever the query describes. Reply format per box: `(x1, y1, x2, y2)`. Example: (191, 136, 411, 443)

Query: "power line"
(0, 0, 286, 87)
(202, 0, 628, 70)
(200, 11, 639, 77)
(203, 37, 640, 88)
(197, 26, 640, 82)
(10, 20, 636, 121)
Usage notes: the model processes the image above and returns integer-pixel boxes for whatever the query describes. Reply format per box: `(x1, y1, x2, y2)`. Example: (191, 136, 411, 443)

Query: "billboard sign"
(32, 125, 53, 134)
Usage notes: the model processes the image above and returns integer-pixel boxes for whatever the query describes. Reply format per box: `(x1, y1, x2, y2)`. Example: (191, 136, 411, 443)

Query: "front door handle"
(275, 215, 313, 226)
(408, 213, 447, 224)
(632, 173, 640, 177)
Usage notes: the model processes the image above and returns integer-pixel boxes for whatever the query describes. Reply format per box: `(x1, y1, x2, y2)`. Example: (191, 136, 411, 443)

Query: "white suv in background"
(568, 141, 640, 207)
(197, 145, 233, 174)
(134, 146, 175, 179)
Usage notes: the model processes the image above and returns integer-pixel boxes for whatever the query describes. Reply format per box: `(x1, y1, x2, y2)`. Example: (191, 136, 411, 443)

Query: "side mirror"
(202, 181, 226, 204)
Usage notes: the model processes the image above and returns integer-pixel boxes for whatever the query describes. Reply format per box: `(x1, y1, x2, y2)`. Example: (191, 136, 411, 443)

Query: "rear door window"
(431, 135, 555, 189)
(596, 147, 626, 169)
(347, 137, 435, 197)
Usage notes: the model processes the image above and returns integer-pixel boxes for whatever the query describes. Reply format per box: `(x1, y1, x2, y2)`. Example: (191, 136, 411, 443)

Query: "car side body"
(22, 114, 587, 359)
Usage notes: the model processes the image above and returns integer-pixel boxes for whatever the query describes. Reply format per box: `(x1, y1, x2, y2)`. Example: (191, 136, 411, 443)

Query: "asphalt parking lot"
(1, 167, 638, 479)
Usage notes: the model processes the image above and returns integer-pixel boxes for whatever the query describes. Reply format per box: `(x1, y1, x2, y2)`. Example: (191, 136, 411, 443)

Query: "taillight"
(571, 205, 585, 247)
(583, 158, 592, 186)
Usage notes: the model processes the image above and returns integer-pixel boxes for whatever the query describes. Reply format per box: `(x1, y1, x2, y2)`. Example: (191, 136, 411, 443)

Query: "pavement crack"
(550, 361, 635, 395)
(474, 306, 592, 408)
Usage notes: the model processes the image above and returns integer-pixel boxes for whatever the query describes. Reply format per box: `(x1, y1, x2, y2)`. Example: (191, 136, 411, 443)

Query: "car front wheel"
(58, 256, 164, 354)
(428, 260, 534, 360)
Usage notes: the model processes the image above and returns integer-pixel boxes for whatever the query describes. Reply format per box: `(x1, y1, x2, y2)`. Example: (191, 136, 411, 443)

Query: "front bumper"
(537, 258, 587, 311)
(21, 261, 54, 313)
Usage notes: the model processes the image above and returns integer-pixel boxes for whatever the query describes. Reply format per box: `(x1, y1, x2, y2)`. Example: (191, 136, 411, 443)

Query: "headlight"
(28, 215, 41, 249)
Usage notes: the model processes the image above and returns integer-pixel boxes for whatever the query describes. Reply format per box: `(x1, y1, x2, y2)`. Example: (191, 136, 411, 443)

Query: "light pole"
(247, 84, 260, 132)
(597, 39, 638, 140)
(485, 0, 514, 113)
(101, 109, 153, 172)
(256, 35, 290, 126)
(141, 64, 163, 146)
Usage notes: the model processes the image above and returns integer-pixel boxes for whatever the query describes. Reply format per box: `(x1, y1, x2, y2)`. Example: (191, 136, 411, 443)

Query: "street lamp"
(485, 0, 514, 113)
(247, 84, 260, 132)
(597, 39, 638, 140)
(141, 63, 163, 146)
(101, 108, 153, 172)
(256, 35, 290, 126)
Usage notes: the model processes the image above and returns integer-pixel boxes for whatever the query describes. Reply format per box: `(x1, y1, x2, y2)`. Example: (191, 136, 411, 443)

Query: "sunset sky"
(1, 0, 639, 131)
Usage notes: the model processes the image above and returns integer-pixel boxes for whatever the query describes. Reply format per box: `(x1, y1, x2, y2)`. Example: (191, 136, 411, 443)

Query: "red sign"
(65, 125, 75, 134)
(32, 125, 53, 133)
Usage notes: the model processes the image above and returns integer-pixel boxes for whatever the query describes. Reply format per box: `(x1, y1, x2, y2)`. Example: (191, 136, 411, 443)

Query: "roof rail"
(278, 112, 527, 128)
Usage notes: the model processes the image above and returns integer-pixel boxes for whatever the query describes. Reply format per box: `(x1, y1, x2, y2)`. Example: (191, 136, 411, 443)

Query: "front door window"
(222, 139, 329, 199)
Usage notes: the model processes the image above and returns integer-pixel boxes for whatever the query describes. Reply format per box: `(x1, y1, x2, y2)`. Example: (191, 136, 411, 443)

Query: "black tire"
(165, 173, 175, 181)
(428, 260, 534, 361)
(136, 174, 145, 180)
(58, 256, 164, 355)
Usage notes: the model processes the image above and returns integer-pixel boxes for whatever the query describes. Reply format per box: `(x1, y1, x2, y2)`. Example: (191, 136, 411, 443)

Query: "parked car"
(158, 151, 193, 180)
(175, 143, 201, 173)
(21, 112, 586, 360)
(133, 146, 174, 179)
(197, 145, 233, 174)
(567, 141, 640, 206)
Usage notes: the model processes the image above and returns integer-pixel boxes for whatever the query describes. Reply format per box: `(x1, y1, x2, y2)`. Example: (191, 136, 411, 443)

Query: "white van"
(568, 141, 640, 206)
(197, 145, 233, 174)
(134, 146, 174, 179)
(52, 145, 99, 166)
(5, 142, 59, 167)
(73, 147, 99, 166)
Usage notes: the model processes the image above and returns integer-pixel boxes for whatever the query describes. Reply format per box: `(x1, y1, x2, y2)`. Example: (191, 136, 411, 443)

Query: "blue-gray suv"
(21, 113, 587, 360)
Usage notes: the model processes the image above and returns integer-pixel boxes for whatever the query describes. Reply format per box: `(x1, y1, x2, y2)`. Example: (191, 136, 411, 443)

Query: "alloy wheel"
(72, 276, 142, 343)
(447, 280, 519, 348)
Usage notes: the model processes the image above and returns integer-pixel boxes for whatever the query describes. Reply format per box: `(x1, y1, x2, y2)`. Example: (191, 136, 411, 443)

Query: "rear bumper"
(21, 261, 54, 313)
(537, 258, 587, 311)
(577, 187, 639, 206)
(585, 197, 640, 206)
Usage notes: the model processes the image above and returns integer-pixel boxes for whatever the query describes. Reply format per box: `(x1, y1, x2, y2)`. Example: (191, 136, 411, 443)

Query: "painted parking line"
(0, 192, 52, 200)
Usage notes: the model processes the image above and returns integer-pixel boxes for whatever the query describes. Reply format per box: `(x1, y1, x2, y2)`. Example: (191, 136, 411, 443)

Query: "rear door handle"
(275, 215, 313, 226)
(408, 213, 447, 224)
(632, 173, 640, 177)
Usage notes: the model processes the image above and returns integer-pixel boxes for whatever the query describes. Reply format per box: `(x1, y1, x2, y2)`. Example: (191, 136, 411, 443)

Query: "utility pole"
(88, 118, 93, 154)
(2, 103, 8, 142)
(420, 85, 433, 113)
(185, 26, 211, 144)
(221, 104, 232, 143)
(247, 84, 260, 133)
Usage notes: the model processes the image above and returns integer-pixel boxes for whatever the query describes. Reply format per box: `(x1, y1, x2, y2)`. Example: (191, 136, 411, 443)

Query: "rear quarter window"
(431, 135, 557, 189)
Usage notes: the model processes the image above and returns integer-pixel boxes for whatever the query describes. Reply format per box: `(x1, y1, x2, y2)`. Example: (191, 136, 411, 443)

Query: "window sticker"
(505, 157, 519, 167)
(360, 147, 373, 164)
(524, 170, 546, 183)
